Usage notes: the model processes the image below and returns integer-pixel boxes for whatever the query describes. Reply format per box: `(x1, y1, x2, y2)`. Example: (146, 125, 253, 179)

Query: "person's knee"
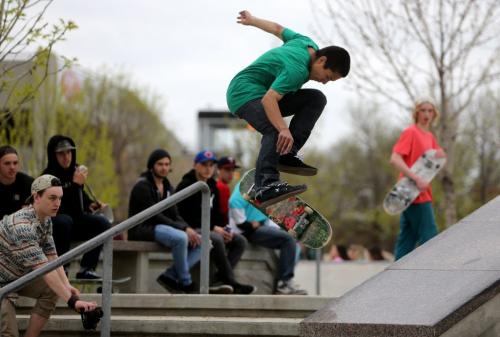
(232, 233, 248, 249)
(310, 89, 327, 108)
(33, 288, 58, 319)
(172, 230, 189, 248)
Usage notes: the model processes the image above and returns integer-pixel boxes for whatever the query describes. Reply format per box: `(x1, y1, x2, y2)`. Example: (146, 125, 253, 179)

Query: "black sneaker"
(156, 274, 183, 294)
(278, 154, 318, 176)
(255, 182, 307, 208)
(232, 282, 257, 295)
(209, 282, 234, 294)
(76, 269, 102, 280)
(179, 282, 199, 294)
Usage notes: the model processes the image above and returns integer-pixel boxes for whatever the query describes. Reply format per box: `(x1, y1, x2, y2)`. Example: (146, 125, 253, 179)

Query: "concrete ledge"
(300, 196, 500, 337)
(20, 315, 302, 337)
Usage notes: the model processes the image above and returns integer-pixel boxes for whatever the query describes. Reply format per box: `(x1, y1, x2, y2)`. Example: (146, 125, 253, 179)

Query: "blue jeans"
(394, 202, 438, 260)
(154, 225, 201, 286)
(246, 225, 296, 282)
(236, 89, 326, 189)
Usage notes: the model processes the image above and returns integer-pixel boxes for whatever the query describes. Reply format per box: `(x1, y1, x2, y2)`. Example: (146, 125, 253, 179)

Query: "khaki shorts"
(1, 277, 58, 337)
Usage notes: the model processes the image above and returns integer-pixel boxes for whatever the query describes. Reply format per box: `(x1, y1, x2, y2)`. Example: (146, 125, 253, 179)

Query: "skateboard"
(70, 276, 131, 294)
(383, 149, 446, 215)
(239, 169, 332, 249)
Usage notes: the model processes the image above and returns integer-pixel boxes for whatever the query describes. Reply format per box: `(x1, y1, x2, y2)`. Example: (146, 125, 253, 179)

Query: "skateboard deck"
(383, 149, 446, 215)
(70, 276, 131, 294)
(239, 169, 332, 249)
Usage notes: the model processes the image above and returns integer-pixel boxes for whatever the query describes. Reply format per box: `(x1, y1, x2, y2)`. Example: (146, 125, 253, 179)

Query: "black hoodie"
(175, 169, 223, 230)
(128, 170, 188, 241)
(42, 135, 92, 216)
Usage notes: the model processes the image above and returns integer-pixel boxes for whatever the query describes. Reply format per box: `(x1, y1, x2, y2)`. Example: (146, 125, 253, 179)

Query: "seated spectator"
(176, 150, 255, 294)
(347, 244, 367, 261)
(215, 156, 241, 226)
(368, 246, 386, 261)
(329, 244, 350, 262)
(42, 135, 111, 279)
(0, 175, 97, 337)
(0, 145, 34, 219)
(229, 180, 307, 295)
(128, 149, 201, 293)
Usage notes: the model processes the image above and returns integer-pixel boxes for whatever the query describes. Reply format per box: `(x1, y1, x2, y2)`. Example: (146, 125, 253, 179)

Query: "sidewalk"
(294, 260, 390, 297)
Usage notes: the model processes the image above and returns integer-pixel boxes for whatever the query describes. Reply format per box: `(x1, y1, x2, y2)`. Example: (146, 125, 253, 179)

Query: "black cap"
(218, 156, 240, 169)
(54, 140, 76, 152)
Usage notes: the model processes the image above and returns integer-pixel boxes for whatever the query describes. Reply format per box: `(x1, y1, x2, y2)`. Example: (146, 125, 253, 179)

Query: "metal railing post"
(100, 238, 113, 337)
(199, 186, 211, 294)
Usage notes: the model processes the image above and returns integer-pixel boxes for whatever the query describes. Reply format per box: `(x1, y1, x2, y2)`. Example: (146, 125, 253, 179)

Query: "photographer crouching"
(0, 175, 100, 337)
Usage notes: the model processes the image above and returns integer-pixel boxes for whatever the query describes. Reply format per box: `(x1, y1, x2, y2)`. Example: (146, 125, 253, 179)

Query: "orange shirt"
(392, 124, 441, 203)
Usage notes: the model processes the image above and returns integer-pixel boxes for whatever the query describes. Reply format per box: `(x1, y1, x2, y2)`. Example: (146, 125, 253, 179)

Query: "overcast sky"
(45, 0, 356, 152)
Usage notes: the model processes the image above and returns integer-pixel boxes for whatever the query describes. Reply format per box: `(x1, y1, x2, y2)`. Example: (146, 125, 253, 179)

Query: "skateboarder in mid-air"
(389, 99, 447, 260)
(226, 10, 350, 206)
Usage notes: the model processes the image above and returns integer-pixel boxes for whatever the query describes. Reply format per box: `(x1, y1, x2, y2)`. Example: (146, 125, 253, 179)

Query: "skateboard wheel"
(304, 206, 313, 214)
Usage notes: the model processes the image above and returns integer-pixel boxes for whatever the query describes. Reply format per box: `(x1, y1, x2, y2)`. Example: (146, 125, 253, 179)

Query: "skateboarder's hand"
(415, 176, 429, 192)
(435, 149, 447, 159)
(277, 128, 293, 155)
(89, 202, 104, 213)
(186, 227, 201, 247)
(237, 10, 254, 25)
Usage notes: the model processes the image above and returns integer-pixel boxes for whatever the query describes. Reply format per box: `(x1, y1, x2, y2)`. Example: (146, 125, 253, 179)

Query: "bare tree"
(312, 0, 500, 225)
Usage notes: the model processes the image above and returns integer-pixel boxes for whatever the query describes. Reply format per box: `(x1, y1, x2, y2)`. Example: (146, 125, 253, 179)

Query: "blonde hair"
(412, 99, 440, 126)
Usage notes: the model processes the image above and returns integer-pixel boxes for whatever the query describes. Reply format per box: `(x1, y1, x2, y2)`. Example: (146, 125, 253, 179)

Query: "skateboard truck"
(289, 206, 313, 239)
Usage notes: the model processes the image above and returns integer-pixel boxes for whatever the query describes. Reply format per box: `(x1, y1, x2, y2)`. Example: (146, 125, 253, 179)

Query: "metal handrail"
(0, 181, 211, 337)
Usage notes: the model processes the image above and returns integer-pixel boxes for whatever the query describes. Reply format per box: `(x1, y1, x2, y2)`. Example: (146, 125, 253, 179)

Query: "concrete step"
(20, 315, 302, 337)
(17, 294, 331, 318)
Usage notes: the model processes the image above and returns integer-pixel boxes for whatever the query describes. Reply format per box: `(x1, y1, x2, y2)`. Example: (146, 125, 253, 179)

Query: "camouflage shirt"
(0, 206, 56, 285)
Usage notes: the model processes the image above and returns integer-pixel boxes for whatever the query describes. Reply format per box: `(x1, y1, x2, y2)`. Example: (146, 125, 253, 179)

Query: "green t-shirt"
(226, 28, 319, 113)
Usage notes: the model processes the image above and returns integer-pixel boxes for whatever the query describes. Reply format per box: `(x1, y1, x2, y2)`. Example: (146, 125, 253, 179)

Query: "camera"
(80, 307, 103, 330)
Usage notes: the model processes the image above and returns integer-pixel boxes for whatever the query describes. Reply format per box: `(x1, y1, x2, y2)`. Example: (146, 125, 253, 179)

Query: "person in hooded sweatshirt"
(128, 149, 201, 293)
(42, 135, 111, 279)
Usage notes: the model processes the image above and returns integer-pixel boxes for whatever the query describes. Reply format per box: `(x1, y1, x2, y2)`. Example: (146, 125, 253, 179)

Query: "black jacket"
(42, 135, 92, 216)
(175, 169, 223, 230)
(128, 171, 188, 241)
(0, 172, 34, 219)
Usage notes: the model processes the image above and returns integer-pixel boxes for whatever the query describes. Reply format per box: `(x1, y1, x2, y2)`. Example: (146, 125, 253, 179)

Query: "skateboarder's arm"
(390, 152, 429, 191)
(237, 10, 284, 40)
(261, 89, 293, 155)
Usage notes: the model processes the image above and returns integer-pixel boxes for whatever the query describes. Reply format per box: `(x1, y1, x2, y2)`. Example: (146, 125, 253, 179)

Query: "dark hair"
(316, 46, 350, 77)
(368, 246, 385, 261)
(337, 245, 350, 260)
(0, 145, 18, 160)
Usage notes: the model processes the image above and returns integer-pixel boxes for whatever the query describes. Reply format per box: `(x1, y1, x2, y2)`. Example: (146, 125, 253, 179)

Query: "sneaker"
(232, 282, 257, 295)
(275, 280, 308, 295)
(278, 154, 318, 176)
(76, 269, 102, 280)
(255, 182, 307, 208)
(156, 274, 184, 294)
(209, 282, 234, 294)
(179, 282, 199, 294)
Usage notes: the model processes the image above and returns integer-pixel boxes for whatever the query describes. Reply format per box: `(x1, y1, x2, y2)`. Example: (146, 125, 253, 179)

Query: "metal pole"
(199, 186, 211, 294)
(100, 238, 113, 337)
(315, 248, 321, 295)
